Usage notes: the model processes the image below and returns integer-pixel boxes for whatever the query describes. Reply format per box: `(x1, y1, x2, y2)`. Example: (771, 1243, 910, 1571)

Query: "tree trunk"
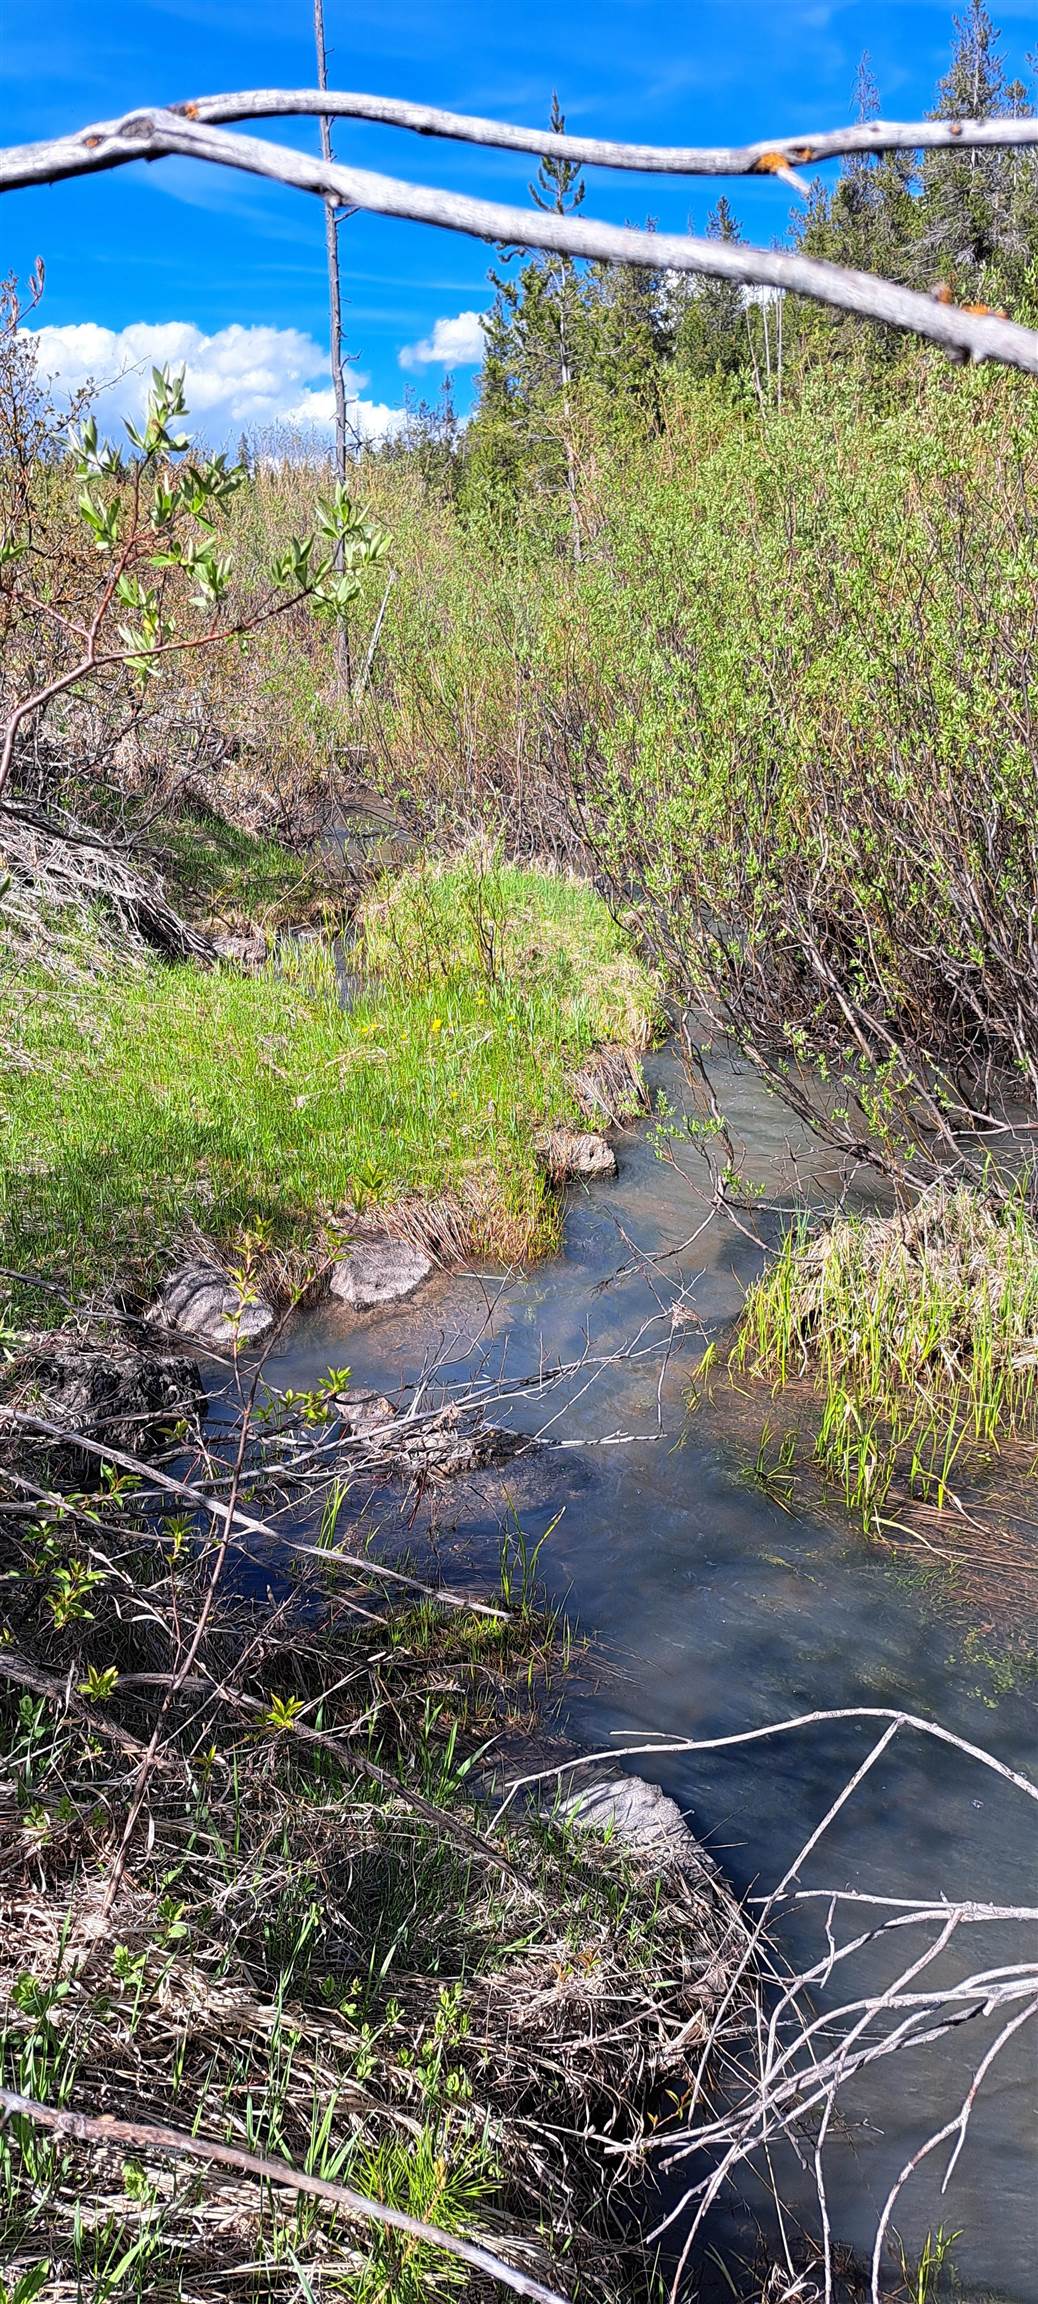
(313, 0, 351, 684)
(314, 0, 349, 488)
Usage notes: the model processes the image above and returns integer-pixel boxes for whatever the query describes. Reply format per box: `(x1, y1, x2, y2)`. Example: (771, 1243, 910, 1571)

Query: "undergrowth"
(0, 1382, 742, 2302)
(154, 805, 349, 930)
(0, 855, 654, 1318)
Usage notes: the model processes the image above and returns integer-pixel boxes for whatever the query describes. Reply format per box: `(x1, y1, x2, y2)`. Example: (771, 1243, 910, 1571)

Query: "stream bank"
(0, 1284, 754, 2304)
(2, 831, 1036, 2298)
(258, 1041, 1037, 2304)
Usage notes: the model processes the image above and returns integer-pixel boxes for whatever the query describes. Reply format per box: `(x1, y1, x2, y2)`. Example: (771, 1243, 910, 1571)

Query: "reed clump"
(735, 1185, 1038, 1523)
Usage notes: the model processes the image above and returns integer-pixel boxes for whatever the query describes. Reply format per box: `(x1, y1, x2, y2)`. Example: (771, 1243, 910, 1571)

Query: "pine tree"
(919, 2, 1030, 300)
(670, 198, 748, 382)
(584, 227, 669, 428)
(795, 56, 920, 288)
(1008, 55, 1038, 301)
(467, 95, 589, 552)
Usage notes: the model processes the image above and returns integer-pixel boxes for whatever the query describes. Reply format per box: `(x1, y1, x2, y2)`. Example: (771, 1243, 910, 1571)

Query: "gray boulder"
(148, 1262, 274, 1350)
(554, 1770, 698, 1867)
(329, 1235, 432, 1311)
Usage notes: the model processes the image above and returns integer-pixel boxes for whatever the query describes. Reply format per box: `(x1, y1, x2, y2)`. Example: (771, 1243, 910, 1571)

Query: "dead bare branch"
(58, 86, 1038, 178)
(0, 2087, 575, 2304)
(2, 106, 1038, 373)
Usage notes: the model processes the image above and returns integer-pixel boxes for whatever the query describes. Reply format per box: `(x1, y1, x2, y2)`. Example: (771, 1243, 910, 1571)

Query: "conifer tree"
(920, 1, 1030, 299)
(795, 56, 920, 301)
(467, 95, 589, 552)
(584, 228, 669, 428)
(671, 198, 748, 381)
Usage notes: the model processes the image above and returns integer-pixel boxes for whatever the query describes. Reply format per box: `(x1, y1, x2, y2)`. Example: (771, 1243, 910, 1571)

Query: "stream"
(254, 1043, 1037, 2300)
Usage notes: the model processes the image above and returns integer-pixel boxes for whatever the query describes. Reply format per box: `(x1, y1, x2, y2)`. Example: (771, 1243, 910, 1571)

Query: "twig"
(0, 1407, 535, 1888)
(95, 1378, 257, 1916)
(0, 1648, 159, 1762)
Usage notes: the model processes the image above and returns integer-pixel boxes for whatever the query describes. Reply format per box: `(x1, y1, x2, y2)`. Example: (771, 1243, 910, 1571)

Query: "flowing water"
(256, 1045, 1037, 2300)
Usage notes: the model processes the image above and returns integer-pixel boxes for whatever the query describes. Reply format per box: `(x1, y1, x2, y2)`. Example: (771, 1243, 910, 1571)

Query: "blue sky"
(3, 0, 1036, 443)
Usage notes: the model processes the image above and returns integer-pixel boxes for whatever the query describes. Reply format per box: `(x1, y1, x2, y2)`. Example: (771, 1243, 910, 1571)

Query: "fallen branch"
(0, 2087, 573, 2304)
(23, 86, 1038, 179)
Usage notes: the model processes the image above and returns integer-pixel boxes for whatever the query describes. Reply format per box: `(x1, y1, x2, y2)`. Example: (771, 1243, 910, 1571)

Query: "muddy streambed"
(233, 1044, 1036, 2299)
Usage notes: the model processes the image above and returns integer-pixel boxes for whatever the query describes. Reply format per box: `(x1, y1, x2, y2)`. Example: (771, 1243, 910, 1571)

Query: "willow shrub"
(359, 357, 1038, 1183)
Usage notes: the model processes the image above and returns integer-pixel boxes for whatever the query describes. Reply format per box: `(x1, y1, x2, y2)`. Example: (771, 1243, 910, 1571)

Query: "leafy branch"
(0, 363, 389, 801)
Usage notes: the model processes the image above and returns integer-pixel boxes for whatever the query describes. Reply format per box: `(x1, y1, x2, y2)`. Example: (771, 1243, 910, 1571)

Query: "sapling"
(0, 362, 389, 802)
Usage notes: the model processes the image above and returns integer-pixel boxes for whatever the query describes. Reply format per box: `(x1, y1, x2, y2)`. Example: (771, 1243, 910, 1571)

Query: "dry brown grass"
(0, 1378, 750, 2303)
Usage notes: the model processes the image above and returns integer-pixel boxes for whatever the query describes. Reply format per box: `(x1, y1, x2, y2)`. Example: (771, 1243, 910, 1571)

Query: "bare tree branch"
(0, 2088, 573, 2304)
(140, 87, 1038, 178)
(3, 106, 1038, 373)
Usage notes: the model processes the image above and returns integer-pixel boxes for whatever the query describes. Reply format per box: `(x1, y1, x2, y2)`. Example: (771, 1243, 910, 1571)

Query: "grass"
(0, 854, 655, 1317)
(734, 1185, 1038, 1526)
(153, 804, 348, 929)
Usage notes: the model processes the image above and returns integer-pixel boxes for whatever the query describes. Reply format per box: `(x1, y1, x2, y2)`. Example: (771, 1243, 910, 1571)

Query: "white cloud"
(399, 310, 487, 371)
(24, 320, 404, 448)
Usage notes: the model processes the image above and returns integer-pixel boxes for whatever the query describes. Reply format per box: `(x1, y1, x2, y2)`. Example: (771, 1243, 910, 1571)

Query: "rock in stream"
(329, 1233, 433, 1310)
(147, 1261, 275, 1350)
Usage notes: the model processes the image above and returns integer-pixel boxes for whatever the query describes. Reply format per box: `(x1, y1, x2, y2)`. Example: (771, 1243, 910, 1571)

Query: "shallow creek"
(252, 1045, 1036, 2299)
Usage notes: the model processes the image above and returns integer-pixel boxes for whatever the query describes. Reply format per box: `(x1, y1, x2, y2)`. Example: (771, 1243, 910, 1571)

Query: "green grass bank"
(0, 854, 655, 1318)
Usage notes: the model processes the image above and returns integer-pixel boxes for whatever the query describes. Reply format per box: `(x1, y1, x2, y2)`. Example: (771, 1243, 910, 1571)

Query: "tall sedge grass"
(735, 1187, 1038, 1522)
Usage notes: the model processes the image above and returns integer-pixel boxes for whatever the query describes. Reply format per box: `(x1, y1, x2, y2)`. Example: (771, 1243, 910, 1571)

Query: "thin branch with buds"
(496, 1709, 1037, 2301)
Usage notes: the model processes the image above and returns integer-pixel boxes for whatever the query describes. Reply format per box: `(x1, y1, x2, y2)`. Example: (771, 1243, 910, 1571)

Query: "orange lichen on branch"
(751, 149, 813, 196)
(932, 281, 1008, 319)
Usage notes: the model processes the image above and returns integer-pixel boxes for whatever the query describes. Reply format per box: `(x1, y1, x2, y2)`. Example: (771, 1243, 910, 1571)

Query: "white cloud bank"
(399, 310, 487, 371)
(24, 320, 404, 447)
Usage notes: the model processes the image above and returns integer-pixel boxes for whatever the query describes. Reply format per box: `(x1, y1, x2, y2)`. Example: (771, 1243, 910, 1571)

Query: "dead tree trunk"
(313, 0, 352, 686)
